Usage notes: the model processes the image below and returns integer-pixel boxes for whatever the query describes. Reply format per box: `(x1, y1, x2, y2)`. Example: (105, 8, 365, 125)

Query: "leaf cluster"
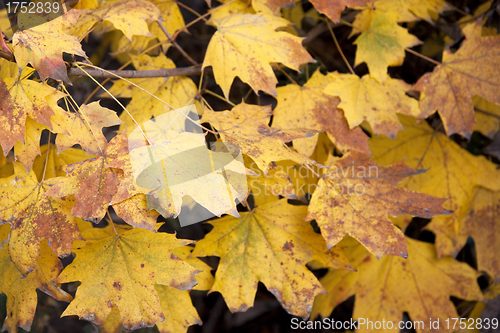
(0, 0, 500, 332)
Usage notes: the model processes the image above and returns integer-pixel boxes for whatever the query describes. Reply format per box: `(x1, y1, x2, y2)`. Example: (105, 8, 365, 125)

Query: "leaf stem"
(277, 64, 299, 85)
(171, 0, 237, 41)
(203, 89, 236, 106)
(326, 20, 355, 75)
(339, 19, 354, 28)
(405, 48, 441, 66)
(41, 132, 52, 181)
(107, 210, 118, 236)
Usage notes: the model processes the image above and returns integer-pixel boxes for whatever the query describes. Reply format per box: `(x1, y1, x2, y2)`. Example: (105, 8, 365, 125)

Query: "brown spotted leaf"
(413, 21, 500, 138)
(12, 10, 86, 83)
(44, 131, 127, 222)
(202, 102, 317, 173)
(0, 70, 64, 153)
(370, 115, 500, 257)
(272, 70, 370, 156)
(306, 151, 448, 258)
(0, 225, 72, 333)
(0, 163, 81, 274)
(51, 101, 123, 156)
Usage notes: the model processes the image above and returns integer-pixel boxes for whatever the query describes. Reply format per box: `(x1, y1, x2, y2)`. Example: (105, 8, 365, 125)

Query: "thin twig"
(277, 64, 299, 85)
(303, 22, 328, 45)
(177, 1, 208, 22)
(171, 0, 237, 41)
(446, 2, 469, 16)
(203, 89, 235, 106)
(157, 20, 198, 66)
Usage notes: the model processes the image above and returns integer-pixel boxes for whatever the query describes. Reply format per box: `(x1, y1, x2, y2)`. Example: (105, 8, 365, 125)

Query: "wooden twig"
(67, 65, 204, 78)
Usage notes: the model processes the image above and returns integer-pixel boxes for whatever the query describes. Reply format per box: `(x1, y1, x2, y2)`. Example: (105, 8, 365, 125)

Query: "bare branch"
(68, 65, 204, 78)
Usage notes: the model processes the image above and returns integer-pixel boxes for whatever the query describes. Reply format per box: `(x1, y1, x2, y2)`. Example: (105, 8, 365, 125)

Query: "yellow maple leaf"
(192, 199, 352, 318)
(202, 102, 317, 173)
(245, 154, 298, 206)
(12, 117, 48, 171)
(98, 285, 202, 333)
(57, 226, 199, 329)
(12, 10, 86, 83)
(111, 194, 160, 232)
(473, 96, 500, 139)
(323, 72, 421, 138)
(32, 144, 93, 181)
(272, 70, 370, 156)
(413, 21, 500, 138)
(71, 0, 161, 41)
(202, 13, 314, 98)
(307, 151, 448, 258)
(312, 237, 482, 330)
(68, 222, 208, 332)
(374, 0, 449, 22)
(353, 11, 421, 82)
(0, 225, 72, 333)
(0, 162, 81, 274)
(370, 115, 500, 257)
(51, 101, 123, 155)
(0, 68, 64, 153)
(310, 236, 367, 320)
